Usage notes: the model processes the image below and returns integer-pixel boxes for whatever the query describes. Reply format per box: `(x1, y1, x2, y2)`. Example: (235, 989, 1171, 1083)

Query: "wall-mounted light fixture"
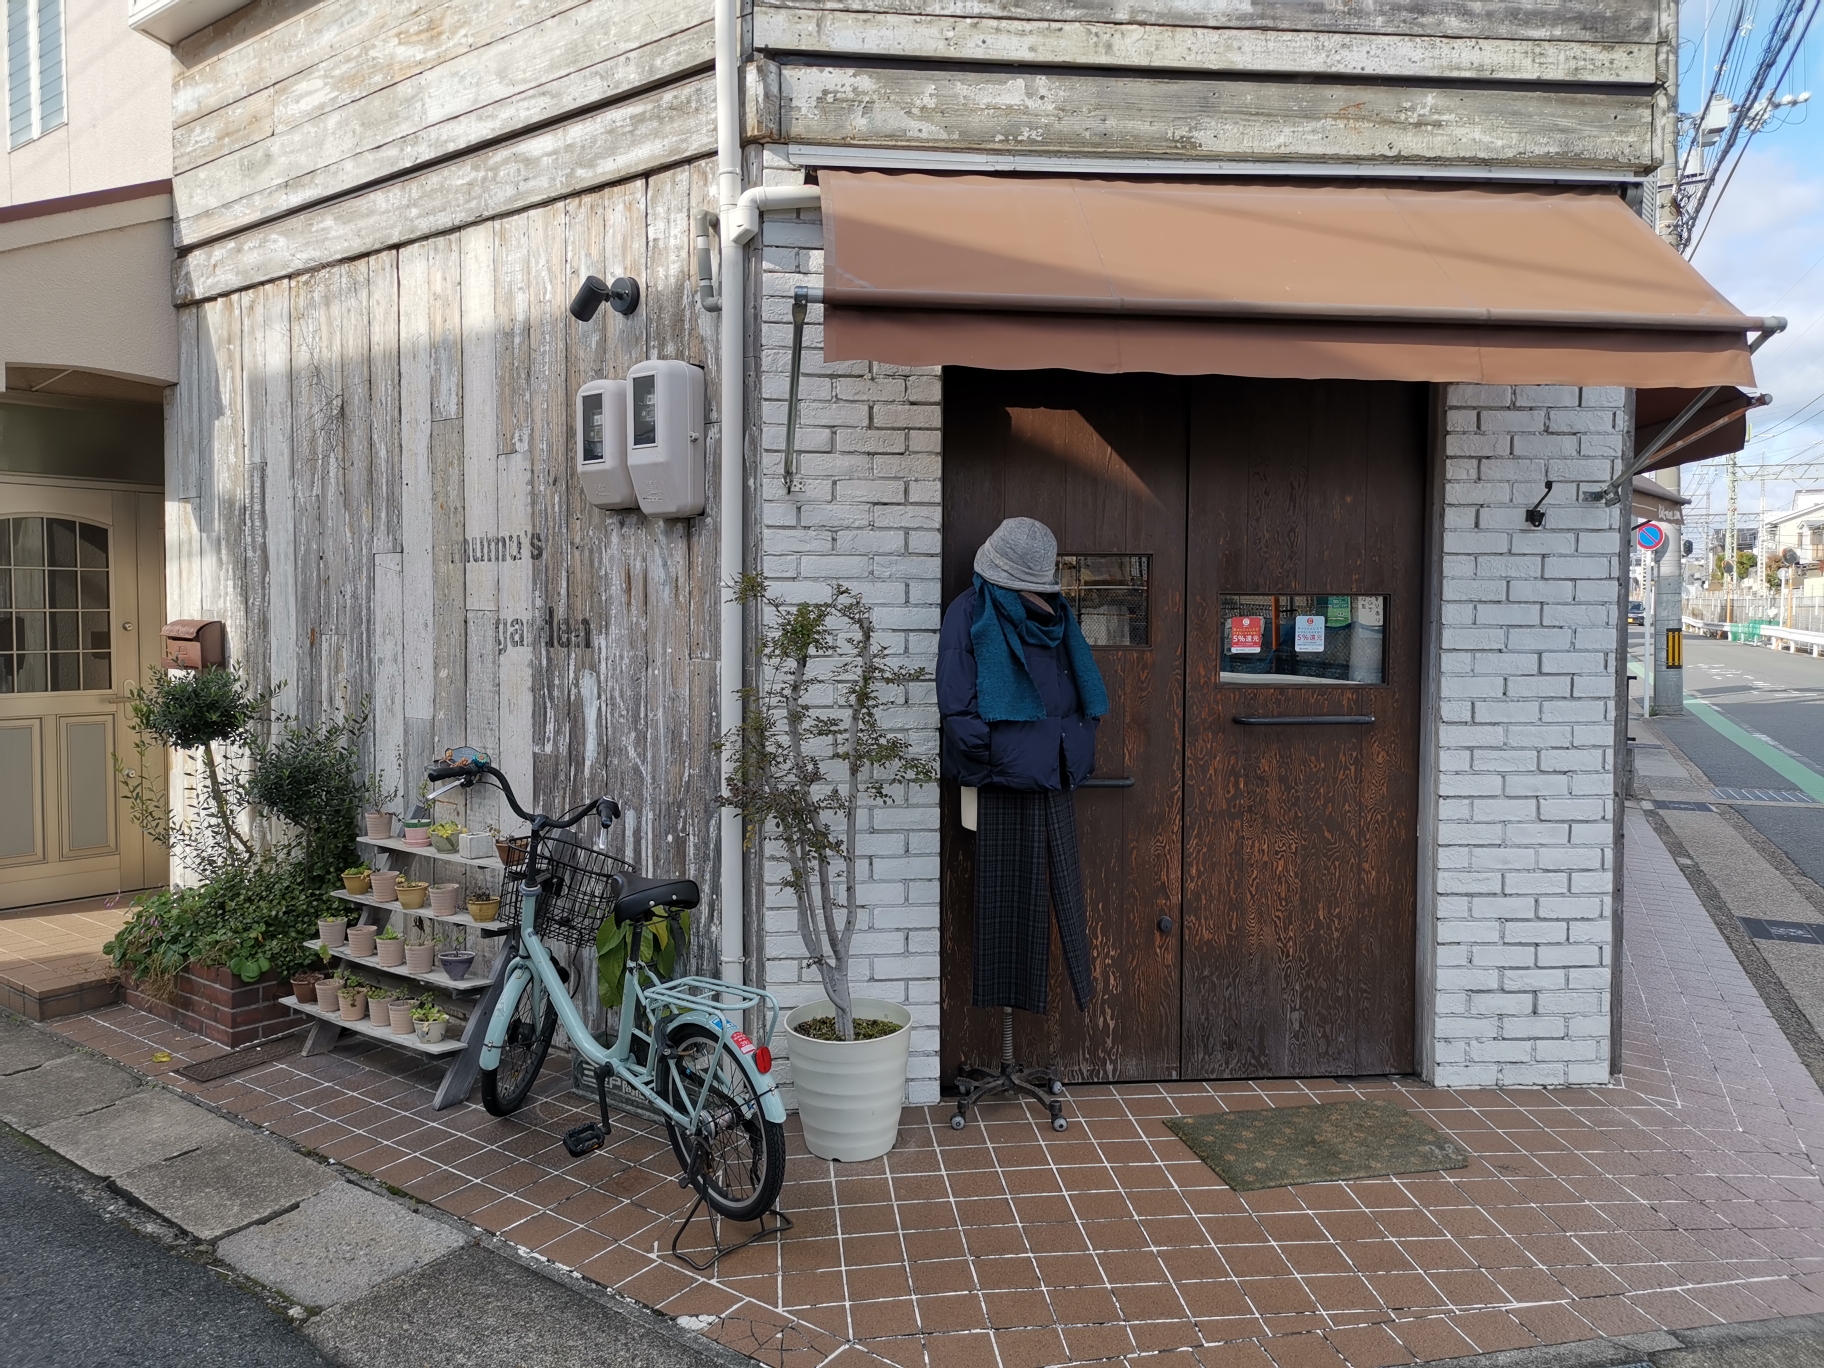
(569, 275, 641, 321)
(1525, 480, 1554, 527)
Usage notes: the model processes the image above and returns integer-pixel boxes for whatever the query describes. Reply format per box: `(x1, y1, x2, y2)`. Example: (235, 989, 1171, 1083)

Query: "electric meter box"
(625, 360, 705, 518)
(576, 379, 635, 509)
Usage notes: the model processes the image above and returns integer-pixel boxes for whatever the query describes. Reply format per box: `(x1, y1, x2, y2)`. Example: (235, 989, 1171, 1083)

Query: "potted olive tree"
(724, 577, 934, 1161)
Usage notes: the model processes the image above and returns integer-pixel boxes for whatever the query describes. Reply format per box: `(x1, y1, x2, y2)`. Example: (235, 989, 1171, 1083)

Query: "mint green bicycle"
(423, 752, 787, 1225)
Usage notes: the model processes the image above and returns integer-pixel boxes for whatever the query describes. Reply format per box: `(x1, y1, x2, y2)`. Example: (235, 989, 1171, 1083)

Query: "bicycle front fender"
(479, 961, 533, 1073)
(675, 1008, 788, 1126)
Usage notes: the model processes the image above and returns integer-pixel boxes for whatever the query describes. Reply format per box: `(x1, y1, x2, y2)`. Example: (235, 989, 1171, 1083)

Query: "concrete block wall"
(753, 186, 946, 1105)
(1433, 383, 1626, 1087)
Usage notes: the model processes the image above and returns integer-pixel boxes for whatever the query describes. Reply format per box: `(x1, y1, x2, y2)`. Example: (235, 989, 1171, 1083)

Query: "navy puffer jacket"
(937, 586, 1099, 791)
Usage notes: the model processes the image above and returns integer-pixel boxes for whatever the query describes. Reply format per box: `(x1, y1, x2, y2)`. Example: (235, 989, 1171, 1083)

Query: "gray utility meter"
(626, 360, 705, 518)
(576, 379, 635, 509)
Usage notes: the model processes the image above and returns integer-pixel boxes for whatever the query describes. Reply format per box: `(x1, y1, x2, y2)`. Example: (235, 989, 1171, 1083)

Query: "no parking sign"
(1637, 522, 1666, 553)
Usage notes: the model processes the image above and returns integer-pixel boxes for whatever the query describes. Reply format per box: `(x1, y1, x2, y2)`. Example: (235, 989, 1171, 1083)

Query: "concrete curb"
(0, 1007, 743, 1367)
(1426, 1310, 1824, 1367)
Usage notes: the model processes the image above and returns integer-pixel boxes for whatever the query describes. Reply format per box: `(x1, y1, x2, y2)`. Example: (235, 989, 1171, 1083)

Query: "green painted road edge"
(1686, 698, 1824, 802)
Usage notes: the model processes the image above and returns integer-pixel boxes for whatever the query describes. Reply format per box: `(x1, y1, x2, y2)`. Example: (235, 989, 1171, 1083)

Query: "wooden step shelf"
(281, 994, 468, 1057)
(305, 939, 494, 993)
(329, 887, 507, 931)
(357, 835, 514, 872)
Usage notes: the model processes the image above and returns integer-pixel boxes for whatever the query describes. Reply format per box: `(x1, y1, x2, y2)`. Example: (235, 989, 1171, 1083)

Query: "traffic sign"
(1636, 522, 1666, 551)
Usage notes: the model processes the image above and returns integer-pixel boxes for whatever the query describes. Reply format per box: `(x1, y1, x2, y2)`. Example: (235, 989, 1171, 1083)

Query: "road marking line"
(1686, 699, 1824, 804)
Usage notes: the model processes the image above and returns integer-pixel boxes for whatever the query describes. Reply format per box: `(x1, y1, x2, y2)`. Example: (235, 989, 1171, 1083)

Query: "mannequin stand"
(951, 1006, 1069, 1132)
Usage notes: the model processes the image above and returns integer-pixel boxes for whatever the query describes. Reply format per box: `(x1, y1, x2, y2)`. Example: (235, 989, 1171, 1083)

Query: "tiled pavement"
(44, 810, 1824, 1368)
(0, 893, 132, 1019)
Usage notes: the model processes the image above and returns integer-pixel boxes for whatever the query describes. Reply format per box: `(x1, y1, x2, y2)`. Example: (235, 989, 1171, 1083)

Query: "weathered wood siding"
(166, 164, 726, 973)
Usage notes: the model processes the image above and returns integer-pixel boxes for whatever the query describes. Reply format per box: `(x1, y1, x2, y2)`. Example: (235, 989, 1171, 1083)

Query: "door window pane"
(4, 518, 106, 691)
(1058, 554, 1149, 646)
(1220, 593, 1387, 684)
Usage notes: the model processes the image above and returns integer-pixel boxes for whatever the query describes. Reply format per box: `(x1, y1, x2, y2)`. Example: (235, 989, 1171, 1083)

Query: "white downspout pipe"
(715, 0, 745, 988)
(712, 0, 823, 989)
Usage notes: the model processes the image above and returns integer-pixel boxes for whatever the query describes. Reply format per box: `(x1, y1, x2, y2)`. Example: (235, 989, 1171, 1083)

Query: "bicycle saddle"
(612, 873, 700, 924)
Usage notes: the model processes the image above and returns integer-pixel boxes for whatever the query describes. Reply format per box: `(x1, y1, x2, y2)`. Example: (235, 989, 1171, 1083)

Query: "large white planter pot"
(784, 998, 911, 1162)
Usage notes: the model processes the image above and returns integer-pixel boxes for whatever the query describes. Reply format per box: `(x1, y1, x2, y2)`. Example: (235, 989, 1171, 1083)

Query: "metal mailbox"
(160, 619, 226, 671)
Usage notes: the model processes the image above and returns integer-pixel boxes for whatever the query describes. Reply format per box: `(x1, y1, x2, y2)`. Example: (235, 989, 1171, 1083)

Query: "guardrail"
(1682, 615, 1774, 642)
(1761, 626, 1824, 657)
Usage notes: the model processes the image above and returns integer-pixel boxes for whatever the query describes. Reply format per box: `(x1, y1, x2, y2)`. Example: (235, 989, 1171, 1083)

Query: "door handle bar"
(1234, 715, 1375, 725)
(1077, 777, 1136, 788)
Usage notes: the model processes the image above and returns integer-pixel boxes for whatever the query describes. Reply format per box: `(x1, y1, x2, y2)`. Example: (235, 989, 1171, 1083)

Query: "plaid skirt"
(972, 787, 1096, 1014)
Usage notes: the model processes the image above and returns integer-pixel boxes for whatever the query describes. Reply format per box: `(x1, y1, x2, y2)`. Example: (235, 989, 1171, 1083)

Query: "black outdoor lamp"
(569, 275, 641, 321)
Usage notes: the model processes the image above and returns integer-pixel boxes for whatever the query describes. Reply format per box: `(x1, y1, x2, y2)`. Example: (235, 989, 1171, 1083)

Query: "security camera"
(569, 275, 641, 322)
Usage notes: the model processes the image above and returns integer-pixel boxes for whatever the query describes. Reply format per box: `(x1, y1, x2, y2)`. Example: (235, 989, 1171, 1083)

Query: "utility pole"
(1726, 450, 1739, 624)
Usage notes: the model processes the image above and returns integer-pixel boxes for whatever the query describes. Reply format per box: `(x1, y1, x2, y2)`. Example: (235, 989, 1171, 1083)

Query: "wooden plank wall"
(166, 161, 725, 977)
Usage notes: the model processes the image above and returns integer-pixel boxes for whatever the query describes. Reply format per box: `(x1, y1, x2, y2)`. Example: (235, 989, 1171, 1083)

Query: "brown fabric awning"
(1633, 386, 1763, 473)
(820, 173, 1766, 389)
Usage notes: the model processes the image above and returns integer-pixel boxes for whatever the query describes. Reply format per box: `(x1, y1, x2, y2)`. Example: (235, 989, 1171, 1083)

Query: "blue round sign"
(1637, 522, 1666, 551)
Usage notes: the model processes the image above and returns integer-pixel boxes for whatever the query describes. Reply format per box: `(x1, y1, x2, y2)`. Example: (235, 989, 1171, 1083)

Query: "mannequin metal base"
(950, 1007, 1069, 1132)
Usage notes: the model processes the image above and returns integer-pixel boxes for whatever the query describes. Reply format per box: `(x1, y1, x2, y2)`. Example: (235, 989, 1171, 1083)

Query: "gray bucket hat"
(974, 517, 1060, 594)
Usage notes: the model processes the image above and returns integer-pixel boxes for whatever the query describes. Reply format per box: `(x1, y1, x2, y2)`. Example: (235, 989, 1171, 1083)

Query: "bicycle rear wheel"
(481, 974, 557, 1116)
(663, 1023, 785, 1222)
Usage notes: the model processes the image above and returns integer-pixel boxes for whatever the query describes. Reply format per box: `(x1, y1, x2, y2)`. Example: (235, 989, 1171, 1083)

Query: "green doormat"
(1163, 1099, 1468, 1191)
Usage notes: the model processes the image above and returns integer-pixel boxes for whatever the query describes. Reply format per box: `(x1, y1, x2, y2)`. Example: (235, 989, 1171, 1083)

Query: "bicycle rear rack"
(640, 976, 781, 1048)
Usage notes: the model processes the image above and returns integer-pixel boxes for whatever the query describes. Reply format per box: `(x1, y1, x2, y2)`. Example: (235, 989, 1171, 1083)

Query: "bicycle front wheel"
(481, 975, 557, 1116)
(663, 1023, 785, 1222)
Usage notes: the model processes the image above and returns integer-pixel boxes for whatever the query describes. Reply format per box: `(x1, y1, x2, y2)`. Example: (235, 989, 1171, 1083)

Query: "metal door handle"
(1078, 777, 1135, 788)
(1234, 715, 1375, 725)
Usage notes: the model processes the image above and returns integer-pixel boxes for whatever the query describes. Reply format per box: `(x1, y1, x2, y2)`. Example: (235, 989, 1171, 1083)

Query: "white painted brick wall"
(755, 191, 945, 1105)
(1432, 382, 1624, 1088)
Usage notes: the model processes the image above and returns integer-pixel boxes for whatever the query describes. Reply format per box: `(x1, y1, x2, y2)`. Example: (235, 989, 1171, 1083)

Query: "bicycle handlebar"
(425, 749, 620, 834)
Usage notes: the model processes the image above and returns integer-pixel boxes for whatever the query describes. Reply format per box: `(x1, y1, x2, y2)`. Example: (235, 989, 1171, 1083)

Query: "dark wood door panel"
(940, 369, 1186, 1083)
(1181, 378, 1425, 1079)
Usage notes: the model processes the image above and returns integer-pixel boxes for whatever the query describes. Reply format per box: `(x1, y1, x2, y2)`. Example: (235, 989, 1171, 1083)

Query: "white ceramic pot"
(784, 998, 911, 1162)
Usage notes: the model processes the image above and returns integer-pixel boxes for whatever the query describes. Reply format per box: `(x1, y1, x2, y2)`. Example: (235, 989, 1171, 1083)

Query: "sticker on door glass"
(1294, 616, 1325, 653)
(1324, 596, 1352, 627)
(1228, 616, 1263, 654)
(1354, 596, 1384, 627)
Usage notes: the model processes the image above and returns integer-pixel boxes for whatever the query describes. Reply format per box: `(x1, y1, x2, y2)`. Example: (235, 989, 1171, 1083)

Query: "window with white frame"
(6, 0, 64, 150)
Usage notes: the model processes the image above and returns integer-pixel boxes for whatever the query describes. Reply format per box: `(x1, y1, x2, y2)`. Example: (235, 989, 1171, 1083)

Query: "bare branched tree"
(722, 576, 936, 1040)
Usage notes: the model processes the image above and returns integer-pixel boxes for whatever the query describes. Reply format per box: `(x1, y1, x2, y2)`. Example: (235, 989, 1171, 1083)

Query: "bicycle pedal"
(563, 1122, 607, 1157)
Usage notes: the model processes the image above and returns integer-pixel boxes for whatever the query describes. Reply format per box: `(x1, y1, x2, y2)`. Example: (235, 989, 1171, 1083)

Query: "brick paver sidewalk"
(49, 809, 1824, 1367)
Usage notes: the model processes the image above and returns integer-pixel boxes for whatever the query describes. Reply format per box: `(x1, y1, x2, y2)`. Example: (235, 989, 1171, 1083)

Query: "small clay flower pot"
(317, 917, 347, 948)
(341, 871, 371, 895)
(427, 883, 460, 915)
(414, 1018, 448, 1044)
(347, 925, 379, 958)
(314, 979, 341, 1012)
(338, 988, 367, 1022)
(376, 938, 405, 968)
(397, 881, 429, 910)
(370, 869, 400, 901)
(403, 820, 432, 848)
(430, 831, 460, 854)
(367, 995, 390, 1026)
(438, 950, 476, 982)
(466, 895, 500, 924)
(364, 811, 395, 839)
(495, 837, 528, 870)
(405, 943, 437, 974)
(388, 1000, 414, 1034)
(289, 972, 322, 1003)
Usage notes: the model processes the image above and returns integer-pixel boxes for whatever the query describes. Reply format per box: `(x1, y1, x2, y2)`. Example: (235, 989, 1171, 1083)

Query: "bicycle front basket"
(502, 833, 633, 947)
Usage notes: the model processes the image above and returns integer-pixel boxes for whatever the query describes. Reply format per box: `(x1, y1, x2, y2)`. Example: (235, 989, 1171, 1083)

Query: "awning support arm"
(1583, 317, 1786, 506)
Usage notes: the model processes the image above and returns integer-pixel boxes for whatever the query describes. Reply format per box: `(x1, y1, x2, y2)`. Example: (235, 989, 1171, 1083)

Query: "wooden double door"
(940, 370, 1426, 1082)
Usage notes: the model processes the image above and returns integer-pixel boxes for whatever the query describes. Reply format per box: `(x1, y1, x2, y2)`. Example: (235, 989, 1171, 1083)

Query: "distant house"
(1760, 492, 1824, 570)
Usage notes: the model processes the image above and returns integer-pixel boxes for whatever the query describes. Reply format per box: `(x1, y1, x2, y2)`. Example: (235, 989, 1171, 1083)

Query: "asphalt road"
(0, 1127, 331, 1368)
(1642, 632, 1824, 888)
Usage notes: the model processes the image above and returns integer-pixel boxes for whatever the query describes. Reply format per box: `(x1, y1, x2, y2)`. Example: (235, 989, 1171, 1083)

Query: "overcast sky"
(1678, 1, 1824, 530)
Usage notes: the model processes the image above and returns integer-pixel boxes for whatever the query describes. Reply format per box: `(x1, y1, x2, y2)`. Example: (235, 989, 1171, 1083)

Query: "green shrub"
(105, 861, 335, 997)
(245, 706, 377, 887)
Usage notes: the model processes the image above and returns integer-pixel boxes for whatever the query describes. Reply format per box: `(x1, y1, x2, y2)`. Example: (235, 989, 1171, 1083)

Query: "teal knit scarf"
(969, 575, 1109, 723)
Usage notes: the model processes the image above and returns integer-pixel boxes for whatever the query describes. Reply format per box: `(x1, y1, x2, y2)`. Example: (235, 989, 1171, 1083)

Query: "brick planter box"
(120, 963, 298, 1049)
